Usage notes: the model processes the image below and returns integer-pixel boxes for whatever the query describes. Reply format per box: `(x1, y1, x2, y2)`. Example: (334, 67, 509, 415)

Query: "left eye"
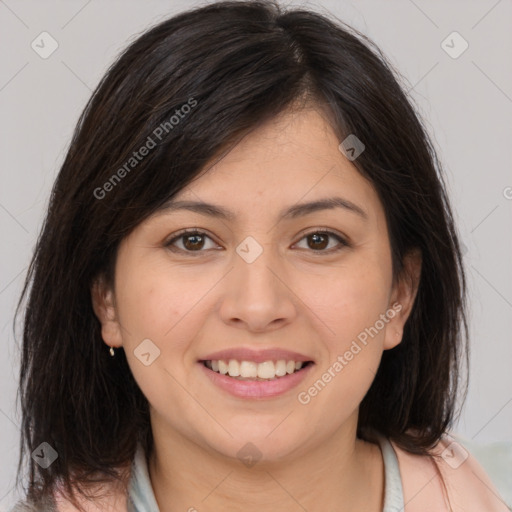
(165, 229, 348, 254)
(294, 230, 348, 252)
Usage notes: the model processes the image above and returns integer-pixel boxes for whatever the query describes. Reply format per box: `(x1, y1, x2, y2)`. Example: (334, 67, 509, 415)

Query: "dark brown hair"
(13, 0, 469, 509)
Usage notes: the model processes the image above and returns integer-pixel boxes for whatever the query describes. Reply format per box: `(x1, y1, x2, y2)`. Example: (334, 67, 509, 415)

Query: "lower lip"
(198, 362, 314, 399)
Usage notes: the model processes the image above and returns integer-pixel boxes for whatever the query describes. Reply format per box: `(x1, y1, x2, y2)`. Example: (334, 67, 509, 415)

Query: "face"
(92, 105, 420, 464)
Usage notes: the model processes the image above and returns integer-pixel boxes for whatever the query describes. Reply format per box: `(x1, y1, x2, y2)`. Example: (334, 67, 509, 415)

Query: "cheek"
(114, 259, 217, 370)
(304, 260, 392, 412)
(117, 279, 170, 337)
(319, 262, 391, 345)
(299, 274, 388, 423)
(113, 265, 197, 408)
(115, 257, 188, 335)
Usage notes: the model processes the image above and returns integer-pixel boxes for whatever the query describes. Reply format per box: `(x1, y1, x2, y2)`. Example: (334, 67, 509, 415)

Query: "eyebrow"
(158, 196, 368, 222)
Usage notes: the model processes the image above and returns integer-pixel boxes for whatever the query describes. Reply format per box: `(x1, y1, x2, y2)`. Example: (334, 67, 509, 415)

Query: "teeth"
(204, 359, 308, 379)
(275, 360, 287, 377)
(240, 360, 258, 378)
(218, 360, 228, 374)
(257, 361, 275, 379)
(228, 359, 240, 376)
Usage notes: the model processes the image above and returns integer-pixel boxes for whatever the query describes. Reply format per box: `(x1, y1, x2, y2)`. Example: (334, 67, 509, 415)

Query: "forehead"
(164, 107, 383, 226)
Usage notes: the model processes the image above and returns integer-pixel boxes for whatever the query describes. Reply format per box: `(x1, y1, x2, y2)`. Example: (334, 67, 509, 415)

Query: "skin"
(92, 104, 421, 511)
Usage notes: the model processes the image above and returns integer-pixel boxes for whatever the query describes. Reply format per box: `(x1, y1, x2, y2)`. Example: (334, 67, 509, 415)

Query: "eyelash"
(164, 228, 350, 256)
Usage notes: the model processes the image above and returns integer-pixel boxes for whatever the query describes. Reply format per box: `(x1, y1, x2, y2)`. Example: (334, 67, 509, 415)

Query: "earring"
(109, 346, 115, 357)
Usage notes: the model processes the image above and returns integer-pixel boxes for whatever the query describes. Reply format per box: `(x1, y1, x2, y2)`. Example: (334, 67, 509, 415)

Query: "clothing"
(127, 442, 160, 512)
(9, 433, 511, 511)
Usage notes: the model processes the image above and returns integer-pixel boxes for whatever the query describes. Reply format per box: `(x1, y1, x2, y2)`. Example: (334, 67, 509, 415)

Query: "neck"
(147, 417, 384, 511)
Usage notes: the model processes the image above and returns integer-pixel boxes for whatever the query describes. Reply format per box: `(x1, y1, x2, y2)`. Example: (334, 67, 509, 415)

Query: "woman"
(10, 1, 510, 511)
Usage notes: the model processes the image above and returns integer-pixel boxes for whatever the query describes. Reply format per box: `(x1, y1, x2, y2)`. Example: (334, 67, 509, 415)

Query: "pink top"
(393, 433, 509, 511)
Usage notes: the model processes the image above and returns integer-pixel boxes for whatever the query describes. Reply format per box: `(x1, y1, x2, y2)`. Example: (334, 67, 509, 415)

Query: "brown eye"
(307, 232, 329, 250)
(182, 233, 205, 251)
(165, 230, 217, 253)
(165, 228, 349, 256)
(294, 230, 349, 253)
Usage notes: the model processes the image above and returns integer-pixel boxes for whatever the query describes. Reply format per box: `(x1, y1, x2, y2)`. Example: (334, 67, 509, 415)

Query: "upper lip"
(199, 348, 314, 364)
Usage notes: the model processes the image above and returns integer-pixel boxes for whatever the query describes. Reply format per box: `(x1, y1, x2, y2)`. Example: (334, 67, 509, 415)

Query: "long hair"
(13, 1, 468, 509)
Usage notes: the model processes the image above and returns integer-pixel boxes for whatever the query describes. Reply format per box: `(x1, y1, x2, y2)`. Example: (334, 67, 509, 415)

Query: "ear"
(90, 274, 123, 349)
(383, 248, 422, 350)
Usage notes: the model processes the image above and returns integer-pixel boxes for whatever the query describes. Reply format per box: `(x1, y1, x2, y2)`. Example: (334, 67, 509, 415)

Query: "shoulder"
(389, 432, 511, 512)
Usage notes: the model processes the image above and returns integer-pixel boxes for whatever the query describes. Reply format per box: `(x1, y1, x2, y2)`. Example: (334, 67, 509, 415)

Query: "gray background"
(1, 0, 511, 508)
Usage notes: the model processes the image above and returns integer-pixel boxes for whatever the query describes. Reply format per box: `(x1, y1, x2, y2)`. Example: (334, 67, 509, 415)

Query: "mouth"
(198, 358, 315, 399)
(200, 359, 314, 381)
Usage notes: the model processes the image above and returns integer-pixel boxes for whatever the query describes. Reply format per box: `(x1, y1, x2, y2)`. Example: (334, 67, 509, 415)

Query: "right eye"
(165, 229, 220, 254)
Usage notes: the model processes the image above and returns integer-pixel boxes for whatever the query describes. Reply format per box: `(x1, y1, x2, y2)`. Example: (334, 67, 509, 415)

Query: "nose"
(218, 241, 297, 333)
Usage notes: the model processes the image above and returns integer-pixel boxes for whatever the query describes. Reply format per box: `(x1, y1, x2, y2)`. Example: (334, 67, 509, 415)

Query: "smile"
(199, 359, 315, 399)
(203, 359, 312, 380)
